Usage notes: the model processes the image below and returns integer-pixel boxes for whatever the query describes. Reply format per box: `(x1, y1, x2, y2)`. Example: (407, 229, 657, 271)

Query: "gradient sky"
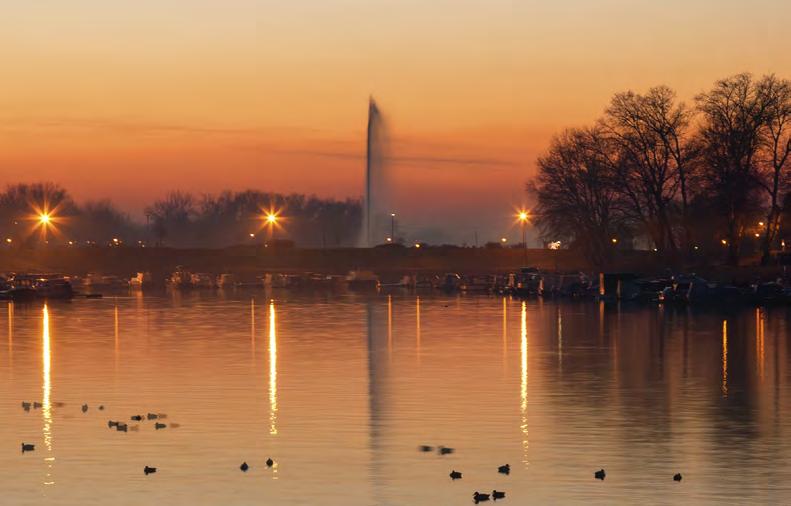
(1, 0, 790, 243)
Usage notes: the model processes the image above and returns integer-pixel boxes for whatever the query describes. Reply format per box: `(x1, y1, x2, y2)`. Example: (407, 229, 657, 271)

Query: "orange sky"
(1, 0, 790, 242)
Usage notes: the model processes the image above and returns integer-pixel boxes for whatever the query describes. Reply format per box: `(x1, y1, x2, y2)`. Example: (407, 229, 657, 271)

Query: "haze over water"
(1, 292, 790, 505)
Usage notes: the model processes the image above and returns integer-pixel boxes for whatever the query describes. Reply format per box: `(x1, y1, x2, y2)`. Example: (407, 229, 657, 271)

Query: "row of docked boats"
(0, 274, 76, 301)
(6, 267, 787, 306)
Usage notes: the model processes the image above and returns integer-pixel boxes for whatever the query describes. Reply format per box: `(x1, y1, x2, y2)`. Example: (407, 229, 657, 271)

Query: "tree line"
(0, 183, 361, 248)
(530, 73, 791, 266)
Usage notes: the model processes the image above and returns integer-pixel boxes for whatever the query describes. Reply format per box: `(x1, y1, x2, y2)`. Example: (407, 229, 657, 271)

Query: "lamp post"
(390, 213, 396, 244)
(264, 212, 279, 243)
(518, 211, 529, 266)
(38, 212, 52, 244)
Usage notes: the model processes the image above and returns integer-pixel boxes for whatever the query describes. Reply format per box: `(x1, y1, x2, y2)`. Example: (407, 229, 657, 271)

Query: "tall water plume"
(361, 97, 391, 247)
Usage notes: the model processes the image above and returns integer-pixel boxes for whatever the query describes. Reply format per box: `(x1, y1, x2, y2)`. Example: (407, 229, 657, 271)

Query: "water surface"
(1, 291, 790, 505)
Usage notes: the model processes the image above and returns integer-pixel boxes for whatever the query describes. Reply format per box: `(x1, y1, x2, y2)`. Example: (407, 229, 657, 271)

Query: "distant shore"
(0, 245, 785, 285)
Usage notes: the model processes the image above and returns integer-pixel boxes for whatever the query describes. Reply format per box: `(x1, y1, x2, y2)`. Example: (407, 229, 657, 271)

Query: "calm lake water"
(1, 291, 790, 505)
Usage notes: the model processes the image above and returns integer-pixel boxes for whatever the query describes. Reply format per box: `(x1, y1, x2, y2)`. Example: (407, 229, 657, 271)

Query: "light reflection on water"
(520, 301, 528, 468)
(269, 300, 278, 437)
(0, 293, 790, 504)
(42, 304, 54, 486)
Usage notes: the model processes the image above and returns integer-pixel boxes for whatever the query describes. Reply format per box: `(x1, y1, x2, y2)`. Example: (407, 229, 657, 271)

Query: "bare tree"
(529, 127, 623, 265)
(695, 73, 774, 265)
(145, 191, 195, 246)
(755, 75, 791, 264)
(603, 86, 693, 256)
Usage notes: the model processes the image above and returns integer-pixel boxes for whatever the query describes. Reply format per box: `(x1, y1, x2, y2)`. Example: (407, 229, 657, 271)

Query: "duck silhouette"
(147, 413, 158, 420)
(131, 415, 143, 421)
(21, 443, 35, 452)
(449, 470, 462, 480)
(438, 446, 454, 455)
(594, 469, 606, 480)
(240, 462, 249, 472)
(266, 458, 274, 468)
(81, 404, 88, 413)
(418, 445, 433, 452)
(155, 423, 166, 430)
(116, 423, 128, 432)
(144, 466, 157, 475)
(498, 464, 510, 475)
(21, 402, 31, 411)
(492, 490, 506, 500)
(98, 405, 105, 410)
(33, 402, 42, 409)
(473, 491, 491, 503)
(674, 473, 682, 482)
(108, 420, 119, 428)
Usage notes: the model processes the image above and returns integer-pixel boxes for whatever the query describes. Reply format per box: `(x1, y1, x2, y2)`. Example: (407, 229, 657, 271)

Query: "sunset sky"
(1, 0, 790, 242)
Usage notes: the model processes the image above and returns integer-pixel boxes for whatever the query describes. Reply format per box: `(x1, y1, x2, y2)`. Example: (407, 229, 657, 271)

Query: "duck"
(131, 415, 143, 421)
(240, 462, 249, 472)
(144, 466, 157, 475)
(594, 469, 606, 480)
(21, 443, 35, 452)
(492, 490, 506, 500)
(33, 402, 42, 409)
(438, 446, 454, 455)
(473, 491, 491, 503)
(155, 422, 166, 430)
(116, 423, 128, 432)
(266, 458, 274, 468)
(498, 464, 510, 475)
(147, 413, 158, 420)
(108, 420, 119, 428)
(673, 473, 682, 482)
(21, 402, 31, 411)
(98, 405, 105, 411)
(81, 404, 88, 413)
(449, 470, 462, 480)
(418, 445, 433, 452)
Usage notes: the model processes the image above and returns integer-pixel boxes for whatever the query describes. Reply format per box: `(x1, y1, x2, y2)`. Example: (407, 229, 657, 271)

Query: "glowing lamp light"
(386, 237, 392, 242)
(414, 243, 421, 248)
(518, 211, 529, 222)
(501, 237, 507, 243)
(754, 233, 760, 238)
(5, 238, 11, 243)
(39, 213, 51, 225)
(265, 213, 278, 225)
(611, 237, 618, 244)
(721, 239, 727, 245)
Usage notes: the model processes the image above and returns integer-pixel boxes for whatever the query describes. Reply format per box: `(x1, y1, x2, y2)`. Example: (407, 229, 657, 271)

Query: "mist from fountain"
(361, 97, 392, 247)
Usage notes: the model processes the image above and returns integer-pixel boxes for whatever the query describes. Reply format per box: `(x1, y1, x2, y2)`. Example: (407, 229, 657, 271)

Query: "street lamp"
(36, 210, 54, 242)
(263, 211, 280, 241)
(517, 210, 529, 265)
(390, 213, 396, 244)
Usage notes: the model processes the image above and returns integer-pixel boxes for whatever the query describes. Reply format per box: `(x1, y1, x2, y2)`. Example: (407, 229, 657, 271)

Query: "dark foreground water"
(1, 291, 790, 505)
